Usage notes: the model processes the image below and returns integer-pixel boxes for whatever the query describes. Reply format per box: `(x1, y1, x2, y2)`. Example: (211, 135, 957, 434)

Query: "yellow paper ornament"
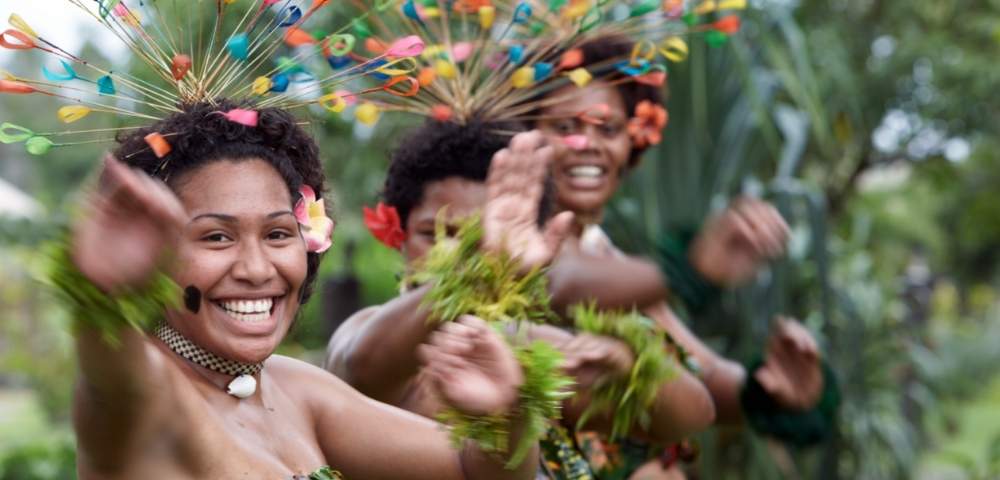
(693, 0, 717, 15)
(566, 68, 592, 87)
(57, 105, 92, 123)
(8, 14, 38, 39)
(252, 76, 272, 95)
(659, 37, 689, 62)
(511, 67, 535, 88)
(718, 0, 747, 9)
(319, 92, 347, 113)
(356, 102, 380, 125)
(479, 6, 495, 28)
(435, 59, 457, 79)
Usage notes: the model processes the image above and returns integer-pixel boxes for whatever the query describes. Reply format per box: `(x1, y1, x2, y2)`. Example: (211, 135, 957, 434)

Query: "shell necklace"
(154, 323, 262, 398)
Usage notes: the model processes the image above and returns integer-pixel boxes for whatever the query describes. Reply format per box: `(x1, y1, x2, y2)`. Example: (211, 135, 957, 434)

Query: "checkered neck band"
(154, 323, 263, 377)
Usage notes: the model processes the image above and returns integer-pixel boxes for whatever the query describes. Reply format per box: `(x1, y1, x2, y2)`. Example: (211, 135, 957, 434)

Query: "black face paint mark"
(184, 286, 202, 314)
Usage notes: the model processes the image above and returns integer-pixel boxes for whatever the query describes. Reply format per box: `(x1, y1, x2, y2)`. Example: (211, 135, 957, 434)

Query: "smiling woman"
(49, 100, 540, 480)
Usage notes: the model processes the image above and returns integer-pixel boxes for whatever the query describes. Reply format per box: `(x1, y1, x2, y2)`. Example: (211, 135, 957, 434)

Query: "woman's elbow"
(651, 373, 716, 442)
(689, 377, 716, 430)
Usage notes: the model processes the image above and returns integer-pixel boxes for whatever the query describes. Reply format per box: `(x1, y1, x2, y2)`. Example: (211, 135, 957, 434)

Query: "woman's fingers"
(135, 171, 187, 230)
(428, 329, 474, 357)
(418, 342, 471, 370)
(543, 211, 574, 258)
(101, 154, 186, 230)
(734, 199, 788, 258)
(750, 201, 788, 257)
(727, 210, 767, 256)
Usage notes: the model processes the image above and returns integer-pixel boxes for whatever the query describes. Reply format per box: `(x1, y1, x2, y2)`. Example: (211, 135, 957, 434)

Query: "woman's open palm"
(72, 156, 186, 292)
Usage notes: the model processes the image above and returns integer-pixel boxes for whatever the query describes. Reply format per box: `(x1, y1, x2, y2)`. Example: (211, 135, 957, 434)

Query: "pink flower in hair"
(294, 185, 334, 253)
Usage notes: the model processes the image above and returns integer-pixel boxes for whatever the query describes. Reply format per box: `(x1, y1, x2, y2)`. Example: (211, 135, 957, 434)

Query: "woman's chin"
(559, 195, 612, 220)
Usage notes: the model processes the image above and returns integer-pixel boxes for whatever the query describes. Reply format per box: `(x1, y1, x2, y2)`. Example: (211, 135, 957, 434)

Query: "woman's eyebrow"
(190, 213, 237, 224)
(189, 211, 293, 224)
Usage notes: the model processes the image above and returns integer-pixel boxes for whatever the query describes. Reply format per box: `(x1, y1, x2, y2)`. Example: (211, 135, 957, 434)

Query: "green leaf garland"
(44, 239, 179, 346)
(405, 213, 556, 326)
(408, 216, 570, 468)
(571, 303, 678, 440)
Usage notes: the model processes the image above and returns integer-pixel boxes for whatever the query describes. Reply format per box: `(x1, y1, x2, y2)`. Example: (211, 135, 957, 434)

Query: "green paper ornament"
(25, 136, 54, 155)
(705, 30, 729, 47)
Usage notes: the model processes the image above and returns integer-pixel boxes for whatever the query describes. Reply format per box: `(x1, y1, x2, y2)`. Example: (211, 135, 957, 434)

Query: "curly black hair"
(112, 99, 326, 303)
(383, 120, 508, 226)
(383, 120, 556, 227)
(542, 35, 663, 167)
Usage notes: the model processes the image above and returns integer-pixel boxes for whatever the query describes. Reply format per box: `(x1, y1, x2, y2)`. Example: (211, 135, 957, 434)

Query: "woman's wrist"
(46, 238, 179, 346)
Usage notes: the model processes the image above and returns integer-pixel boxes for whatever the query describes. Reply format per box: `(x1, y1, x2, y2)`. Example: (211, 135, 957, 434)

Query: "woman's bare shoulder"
(267, 354, 352, 388)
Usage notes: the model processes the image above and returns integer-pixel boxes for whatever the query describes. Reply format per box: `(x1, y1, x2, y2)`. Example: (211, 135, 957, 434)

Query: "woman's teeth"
(568, 165, 604, 178)
(218, 298, 273, 323)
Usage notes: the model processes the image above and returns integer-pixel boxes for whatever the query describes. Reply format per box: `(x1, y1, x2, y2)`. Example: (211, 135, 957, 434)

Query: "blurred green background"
(1, 0, 999, 479)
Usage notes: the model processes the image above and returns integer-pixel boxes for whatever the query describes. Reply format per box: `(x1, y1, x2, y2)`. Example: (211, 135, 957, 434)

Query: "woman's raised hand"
(72, 155, 187, 292)
(483, 131, 574, 270)
(689, 198, 789, 287)
(419, 316, 524, 416)
(559, 333, 635, 389)
(754, 317, 823, 411)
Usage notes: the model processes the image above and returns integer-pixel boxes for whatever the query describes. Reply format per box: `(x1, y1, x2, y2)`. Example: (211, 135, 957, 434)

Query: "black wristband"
(739, 357, 840, 446)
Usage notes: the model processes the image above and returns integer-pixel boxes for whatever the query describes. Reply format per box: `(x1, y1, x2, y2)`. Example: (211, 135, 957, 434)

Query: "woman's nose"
(231, 240, 277, 285)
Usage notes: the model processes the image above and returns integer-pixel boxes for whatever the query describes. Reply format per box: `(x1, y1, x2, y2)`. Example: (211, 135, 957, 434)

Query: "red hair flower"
(627, 100, 668, 149)
(363, 202, 406, 250)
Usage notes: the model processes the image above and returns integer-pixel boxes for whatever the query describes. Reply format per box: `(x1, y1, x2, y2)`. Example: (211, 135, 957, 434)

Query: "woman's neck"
(565, 207, 603, 239)
(153, 339, 254, 392)
(152, 323, 266, 399)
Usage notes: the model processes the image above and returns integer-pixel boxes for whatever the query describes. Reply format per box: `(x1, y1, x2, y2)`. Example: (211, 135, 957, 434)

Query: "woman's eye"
(554, 121, 576, 134)
(601, 123, 623, 136)
(268, 230, 293, 241)
(204, 233, 231, 242)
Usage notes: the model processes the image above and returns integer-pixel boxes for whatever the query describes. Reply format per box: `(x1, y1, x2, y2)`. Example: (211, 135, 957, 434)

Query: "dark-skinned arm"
(62, 156, 186, 473)
(547, 244, 748, 423)
(324, 284, 436, 404)
(315, 325, 539, 480)
(526, 324, 716, 443)
(548, 248, 668, 315)
(645, 303, 747, 423)
(73, 326, 173, 473)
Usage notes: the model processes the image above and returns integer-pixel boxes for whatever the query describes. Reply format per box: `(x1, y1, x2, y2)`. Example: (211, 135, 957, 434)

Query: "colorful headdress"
(346, 0, 745, 244)
(1, 0, 744, 157)
(0, 0, 430, 158)
(334, 0, 747, 127)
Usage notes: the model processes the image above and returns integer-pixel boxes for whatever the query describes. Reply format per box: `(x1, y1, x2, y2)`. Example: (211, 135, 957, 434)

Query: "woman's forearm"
(326, 284, 436, 402)
(701, 357, 747, 424)
(647, 302, 748, 424)
(548, 252, 668, 314)
(457, 410, 539, 480)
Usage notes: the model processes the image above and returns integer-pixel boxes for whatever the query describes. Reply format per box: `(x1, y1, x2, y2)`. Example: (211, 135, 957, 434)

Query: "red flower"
(363, 202, 406, 250)
(627, 100, 668, 148)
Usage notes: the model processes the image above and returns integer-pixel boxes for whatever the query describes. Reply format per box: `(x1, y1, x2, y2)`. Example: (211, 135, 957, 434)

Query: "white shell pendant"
(226, 374, 257, 399)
